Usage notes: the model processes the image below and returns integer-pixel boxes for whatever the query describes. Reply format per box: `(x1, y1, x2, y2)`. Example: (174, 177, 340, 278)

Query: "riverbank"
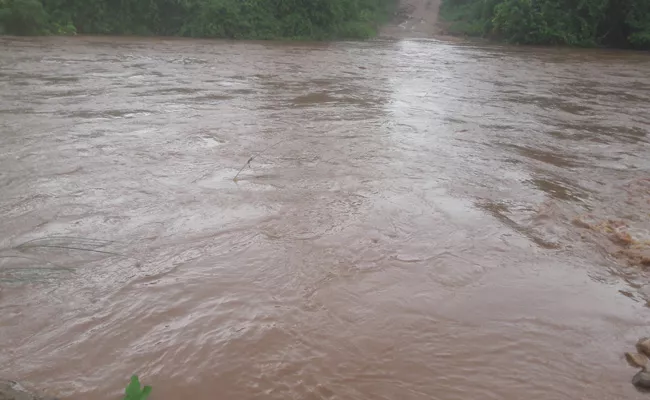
(2, 0, 649, 49)
(0, 0, 397, 39)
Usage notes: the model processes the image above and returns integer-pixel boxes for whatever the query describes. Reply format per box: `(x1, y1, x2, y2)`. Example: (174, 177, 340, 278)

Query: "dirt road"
(380, 0, 444, 38)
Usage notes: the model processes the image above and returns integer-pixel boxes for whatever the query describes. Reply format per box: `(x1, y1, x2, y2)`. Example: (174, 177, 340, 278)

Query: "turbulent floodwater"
(1, 36, 650, 400)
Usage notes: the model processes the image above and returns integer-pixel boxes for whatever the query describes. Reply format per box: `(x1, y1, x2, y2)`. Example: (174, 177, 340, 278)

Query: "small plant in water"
(124, 375, 152, 400)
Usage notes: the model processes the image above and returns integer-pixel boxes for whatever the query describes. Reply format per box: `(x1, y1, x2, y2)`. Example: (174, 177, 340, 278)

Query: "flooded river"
(1, 36, 650, 399)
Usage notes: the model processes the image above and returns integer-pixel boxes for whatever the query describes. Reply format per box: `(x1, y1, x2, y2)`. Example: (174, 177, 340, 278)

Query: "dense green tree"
(440, 0, 650, 48)
(0, 0, 396, 39)
(0, 0, 49, 34)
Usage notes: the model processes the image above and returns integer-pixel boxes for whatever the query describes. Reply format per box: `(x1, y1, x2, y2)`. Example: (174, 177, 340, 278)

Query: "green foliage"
(440, 0, 650, 48)
(0, 0, 49, 35)
(0, 0, 397, 39)
(625, 0, 650, 47)
(50, 20, 76, 35)
(124, 375, 152, 400)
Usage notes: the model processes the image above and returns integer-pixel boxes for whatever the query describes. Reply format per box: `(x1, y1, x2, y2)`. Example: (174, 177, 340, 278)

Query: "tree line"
(440, 0, 650, 48)
(0, 0, 397, 38)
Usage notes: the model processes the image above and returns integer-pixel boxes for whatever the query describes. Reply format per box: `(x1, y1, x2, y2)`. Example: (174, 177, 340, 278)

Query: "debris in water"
(625, 338, 650, 390)
(572, 213, 650, 267)
(637, 337, 650, 357)
(633, 370, 650, 390)
(625, 352, 648, 368)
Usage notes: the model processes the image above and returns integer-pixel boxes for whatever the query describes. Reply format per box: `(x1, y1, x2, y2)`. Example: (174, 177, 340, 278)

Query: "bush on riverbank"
(440, 0, 650, 49)
(0, 0, 397, 39)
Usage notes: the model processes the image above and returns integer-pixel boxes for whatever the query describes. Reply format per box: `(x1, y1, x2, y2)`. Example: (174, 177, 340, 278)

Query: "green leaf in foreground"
(124, 375, 152, 400)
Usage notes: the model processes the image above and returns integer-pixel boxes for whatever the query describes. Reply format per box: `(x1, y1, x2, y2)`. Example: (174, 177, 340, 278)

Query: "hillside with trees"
(1, 0, 649, 48)
(0, 0, 397, 39)
(440, 0, 650, 48)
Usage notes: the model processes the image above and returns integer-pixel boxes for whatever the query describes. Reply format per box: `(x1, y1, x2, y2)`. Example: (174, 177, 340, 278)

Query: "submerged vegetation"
(0, 0, 397, 39)
(440, 0, 650, 48)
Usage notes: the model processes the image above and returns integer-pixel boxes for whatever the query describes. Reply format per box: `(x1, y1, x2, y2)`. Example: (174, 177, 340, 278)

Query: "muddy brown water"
(1, 36, 650, 400)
